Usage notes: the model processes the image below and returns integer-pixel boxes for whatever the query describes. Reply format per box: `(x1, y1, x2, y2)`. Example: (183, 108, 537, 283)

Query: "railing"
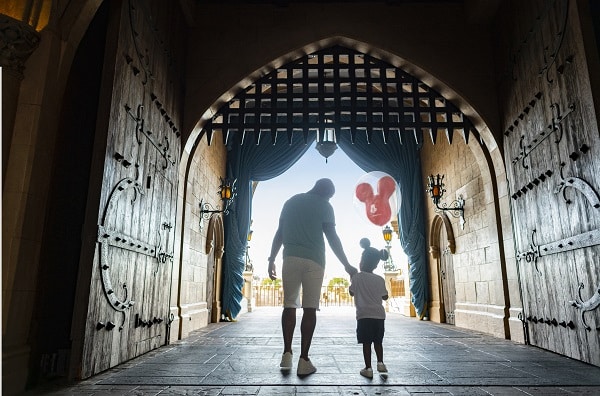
(253, 285, 354, 307)
(252, 278, 405, 308)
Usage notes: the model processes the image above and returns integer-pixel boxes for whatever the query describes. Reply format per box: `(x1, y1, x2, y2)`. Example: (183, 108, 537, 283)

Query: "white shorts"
(282, 256, 325, 309)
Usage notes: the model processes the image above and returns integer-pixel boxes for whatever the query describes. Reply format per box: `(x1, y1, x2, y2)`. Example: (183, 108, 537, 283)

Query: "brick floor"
(22, 306, 600, 395)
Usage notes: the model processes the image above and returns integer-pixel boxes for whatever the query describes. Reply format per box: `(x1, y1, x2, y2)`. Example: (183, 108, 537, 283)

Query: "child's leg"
(362, 342, 372, 368)
(374, 342, 384, 363)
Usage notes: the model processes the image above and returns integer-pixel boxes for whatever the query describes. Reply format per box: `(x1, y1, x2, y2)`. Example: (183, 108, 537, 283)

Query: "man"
(268, 178, 358, 376)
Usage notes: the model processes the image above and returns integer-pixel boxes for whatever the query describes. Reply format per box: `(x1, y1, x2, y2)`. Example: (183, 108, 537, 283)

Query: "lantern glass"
(382, 226, 392, 243)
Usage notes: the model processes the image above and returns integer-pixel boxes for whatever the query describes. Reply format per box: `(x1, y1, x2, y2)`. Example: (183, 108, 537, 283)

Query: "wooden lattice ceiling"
(202, 45, 475, 146)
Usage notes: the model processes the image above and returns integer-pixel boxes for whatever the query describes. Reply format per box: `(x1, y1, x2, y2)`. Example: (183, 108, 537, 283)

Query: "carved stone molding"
(0, 14, 40, 79)
(205, 214, 224, 258)
(429, 213, 456, 257)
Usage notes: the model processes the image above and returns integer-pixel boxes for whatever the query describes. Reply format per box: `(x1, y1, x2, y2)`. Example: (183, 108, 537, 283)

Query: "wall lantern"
(199, 177, 237, 227)
(426, 174, 465, 229)
(315, 120, 337, 162)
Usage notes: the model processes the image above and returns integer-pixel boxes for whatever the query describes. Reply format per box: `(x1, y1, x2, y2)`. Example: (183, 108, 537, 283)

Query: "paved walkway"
(23, 306, 600, 395)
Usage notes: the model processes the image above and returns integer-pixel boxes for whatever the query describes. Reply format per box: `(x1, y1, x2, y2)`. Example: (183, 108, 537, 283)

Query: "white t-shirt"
(349, 272, 388, 320)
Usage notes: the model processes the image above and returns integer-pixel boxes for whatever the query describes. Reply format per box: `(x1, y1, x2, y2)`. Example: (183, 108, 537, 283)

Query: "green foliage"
(261, 277, 282, 287)
(328, 277, 349, 288)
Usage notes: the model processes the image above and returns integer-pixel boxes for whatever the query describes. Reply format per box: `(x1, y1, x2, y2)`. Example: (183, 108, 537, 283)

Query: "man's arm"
(267, 226, 283, 280)
(323, 223, 358, 276)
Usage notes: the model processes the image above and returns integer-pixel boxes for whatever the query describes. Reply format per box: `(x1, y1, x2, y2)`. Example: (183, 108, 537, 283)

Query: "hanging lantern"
(316, 120, 337, 162)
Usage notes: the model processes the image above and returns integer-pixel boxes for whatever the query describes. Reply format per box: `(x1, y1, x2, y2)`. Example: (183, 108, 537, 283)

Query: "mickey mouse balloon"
(354, 172, 400, 226)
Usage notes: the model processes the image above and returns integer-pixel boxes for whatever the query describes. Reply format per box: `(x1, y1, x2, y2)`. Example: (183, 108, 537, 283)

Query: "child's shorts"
(356, 318, 385, 344)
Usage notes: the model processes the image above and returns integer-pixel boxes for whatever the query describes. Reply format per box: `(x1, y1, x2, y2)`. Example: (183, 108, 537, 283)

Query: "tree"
(328, 277, 349, 288)
(261, 277, 281, 287)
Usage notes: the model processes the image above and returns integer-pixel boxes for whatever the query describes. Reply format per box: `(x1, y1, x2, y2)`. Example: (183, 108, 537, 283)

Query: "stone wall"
(420, 131, 518, 340)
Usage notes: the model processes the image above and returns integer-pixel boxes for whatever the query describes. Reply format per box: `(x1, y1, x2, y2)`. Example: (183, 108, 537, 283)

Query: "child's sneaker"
(377, 362, 388, 378)
(280, 352, 293, 371)
(360, 367, 373, 378)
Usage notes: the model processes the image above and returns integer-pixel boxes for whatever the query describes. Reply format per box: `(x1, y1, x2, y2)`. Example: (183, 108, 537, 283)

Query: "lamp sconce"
(199, 177, 237, 228)
(426, 174, 465, 229)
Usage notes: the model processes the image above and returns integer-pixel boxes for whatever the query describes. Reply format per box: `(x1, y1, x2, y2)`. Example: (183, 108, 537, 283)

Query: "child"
(349, 238, 389, 379)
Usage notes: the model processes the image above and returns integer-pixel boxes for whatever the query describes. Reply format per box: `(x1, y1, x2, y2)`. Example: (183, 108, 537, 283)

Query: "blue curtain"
(221, 132, 428, 318)
(337, 133, 429, 317)
(221, 134, 316, 318)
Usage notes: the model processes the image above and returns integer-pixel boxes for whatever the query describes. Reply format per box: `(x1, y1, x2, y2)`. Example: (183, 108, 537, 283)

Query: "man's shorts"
(356, 318, 385, 344)
(282, 256, 325, 309)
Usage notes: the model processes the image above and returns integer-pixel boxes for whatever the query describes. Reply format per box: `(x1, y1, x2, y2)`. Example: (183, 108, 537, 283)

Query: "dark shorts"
(356, 318, 385, 344)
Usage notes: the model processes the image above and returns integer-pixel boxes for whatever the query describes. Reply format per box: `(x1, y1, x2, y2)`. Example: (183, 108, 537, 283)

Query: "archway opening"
(249, 143, 409, 312)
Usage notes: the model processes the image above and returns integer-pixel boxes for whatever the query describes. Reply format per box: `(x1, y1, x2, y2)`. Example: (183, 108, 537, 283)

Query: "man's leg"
(282, 307, 296, 353)
(299, 307, 316, 359)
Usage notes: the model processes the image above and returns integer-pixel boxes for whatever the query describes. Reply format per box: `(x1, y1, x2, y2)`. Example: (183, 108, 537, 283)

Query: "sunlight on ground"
(249, 142, 408, 285)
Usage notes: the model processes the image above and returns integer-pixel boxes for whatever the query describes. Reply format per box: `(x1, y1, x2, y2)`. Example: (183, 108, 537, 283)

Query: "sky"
(248, 142, 408, 283)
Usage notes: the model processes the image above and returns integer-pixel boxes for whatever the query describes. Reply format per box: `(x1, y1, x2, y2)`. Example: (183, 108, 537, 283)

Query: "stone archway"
(176, 36, 513, 337)
(428, 213, 456, 323)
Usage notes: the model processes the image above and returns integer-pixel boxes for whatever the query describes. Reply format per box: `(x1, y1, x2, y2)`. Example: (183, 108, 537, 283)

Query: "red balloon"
(355, 175, 396, 226)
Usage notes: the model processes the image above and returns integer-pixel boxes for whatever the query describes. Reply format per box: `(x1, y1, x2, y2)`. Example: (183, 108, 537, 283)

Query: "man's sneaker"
(280, 352, 293, 371)
(297, 357, 317, 376)
(360, 367, 373, 378)
(377, 362, 387, 373)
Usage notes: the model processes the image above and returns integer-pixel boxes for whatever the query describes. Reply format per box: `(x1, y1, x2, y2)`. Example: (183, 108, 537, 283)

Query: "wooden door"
(439, 225, 456, 325)
(72, 0, 184, 379)
(498, 0, 600, 366)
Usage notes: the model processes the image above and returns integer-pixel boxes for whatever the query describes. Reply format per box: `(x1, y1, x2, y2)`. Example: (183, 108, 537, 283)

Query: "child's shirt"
(349, 272, 388, 320)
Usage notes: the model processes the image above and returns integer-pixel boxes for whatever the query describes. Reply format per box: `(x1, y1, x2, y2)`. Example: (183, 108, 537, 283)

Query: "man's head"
(309, 178, 335, 199)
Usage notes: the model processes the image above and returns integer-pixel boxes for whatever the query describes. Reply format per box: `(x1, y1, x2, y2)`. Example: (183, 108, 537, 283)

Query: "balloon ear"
(378, 176, 397, 199)
(355, 183, 374, 202)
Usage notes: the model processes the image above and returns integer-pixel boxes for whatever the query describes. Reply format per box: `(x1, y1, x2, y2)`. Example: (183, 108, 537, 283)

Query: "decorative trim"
(96, 178, 173, 330)
(517, 228, 600, 271)
(569, 283, 600, 331)
(428, 213, 456, 256)
(555, 162, 600, 208)
(512, 102, 575, 169)
(205, 214, 225, 258)
(125, 104, 175, 169)
(0, 14, 40, 78)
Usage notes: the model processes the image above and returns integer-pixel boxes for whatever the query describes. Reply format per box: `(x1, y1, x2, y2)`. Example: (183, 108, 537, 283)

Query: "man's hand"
(345, 264, 358, 277)
(268, 259, 277, 280)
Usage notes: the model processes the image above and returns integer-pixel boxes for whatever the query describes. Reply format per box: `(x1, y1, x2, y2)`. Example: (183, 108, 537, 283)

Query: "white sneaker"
(360, 367, 373, 378)
(297, 357, 317, 376)
(377, 362, 387, 373)
(280, 352, 293, 371)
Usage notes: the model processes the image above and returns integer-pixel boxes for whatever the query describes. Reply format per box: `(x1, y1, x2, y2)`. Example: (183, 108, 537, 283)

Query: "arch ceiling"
(200, 45, 476, 147)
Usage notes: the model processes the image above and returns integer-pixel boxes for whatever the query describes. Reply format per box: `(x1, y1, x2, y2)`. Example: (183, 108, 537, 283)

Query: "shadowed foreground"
(24, 306, 600, 395)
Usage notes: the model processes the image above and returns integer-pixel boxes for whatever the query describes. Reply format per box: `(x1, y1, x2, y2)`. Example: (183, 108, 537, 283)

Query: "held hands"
(345, 264, 358, 277)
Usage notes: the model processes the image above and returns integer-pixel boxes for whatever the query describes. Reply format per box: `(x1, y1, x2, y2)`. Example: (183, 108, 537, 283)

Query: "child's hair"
(359, 238, 389, 271)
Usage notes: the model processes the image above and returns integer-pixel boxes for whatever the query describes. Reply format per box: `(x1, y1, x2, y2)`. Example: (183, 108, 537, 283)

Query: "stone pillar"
(0, 14, 40, 182)
(384, 270, 400, 312)
(243, 271, 254, 312)
(399, 264, 416, 317)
